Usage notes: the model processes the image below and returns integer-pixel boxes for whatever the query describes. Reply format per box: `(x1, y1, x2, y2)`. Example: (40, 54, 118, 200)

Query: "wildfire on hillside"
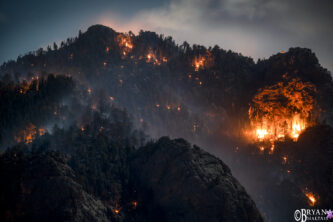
(245, 76, 317, 150)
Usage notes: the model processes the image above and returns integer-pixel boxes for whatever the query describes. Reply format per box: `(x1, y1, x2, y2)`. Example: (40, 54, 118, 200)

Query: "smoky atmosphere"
(0, 1, 332, 222)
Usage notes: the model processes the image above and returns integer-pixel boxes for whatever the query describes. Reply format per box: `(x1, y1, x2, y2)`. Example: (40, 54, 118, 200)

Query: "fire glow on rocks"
(246, 76, 317, 148)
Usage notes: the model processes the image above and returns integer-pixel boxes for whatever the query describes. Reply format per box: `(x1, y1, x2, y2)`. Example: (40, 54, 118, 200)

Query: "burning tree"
(117, 33, 133, 56)
(192, 51, 213, 71)
(248, 77, 317, 143)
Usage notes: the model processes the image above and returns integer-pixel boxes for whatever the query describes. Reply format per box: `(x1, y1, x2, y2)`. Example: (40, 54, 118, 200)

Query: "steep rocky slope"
(131, 137, 263, 222)
(0, 138, 263, 222)
(0, 151, 109, 222)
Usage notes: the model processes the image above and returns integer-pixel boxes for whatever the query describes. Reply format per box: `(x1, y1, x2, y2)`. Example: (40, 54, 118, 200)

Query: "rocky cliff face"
(131, 137, 263, 222)
(0, 138, 263, 222)
(0, 151, 109, 222)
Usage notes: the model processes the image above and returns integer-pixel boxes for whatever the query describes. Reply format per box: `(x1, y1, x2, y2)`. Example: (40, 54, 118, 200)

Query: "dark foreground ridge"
(131, 137, 263, 222)
(0, 137, 263, 222)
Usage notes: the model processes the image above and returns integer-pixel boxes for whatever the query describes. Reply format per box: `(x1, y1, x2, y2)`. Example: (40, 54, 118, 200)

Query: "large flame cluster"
(248, 77, 316, 143)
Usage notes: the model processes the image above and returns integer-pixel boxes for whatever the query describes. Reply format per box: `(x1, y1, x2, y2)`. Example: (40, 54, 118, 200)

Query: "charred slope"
(0, 138, 263, 222)
(131, 137, 263, 222)
(288, 125, 333, 207)
(225, 124, 333, 221)
(0, 150, 109, 222)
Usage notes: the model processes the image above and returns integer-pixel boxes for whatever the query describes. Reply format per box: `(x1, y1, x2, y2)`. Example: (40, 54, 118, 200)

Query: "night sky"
(1, 0, 332, 72)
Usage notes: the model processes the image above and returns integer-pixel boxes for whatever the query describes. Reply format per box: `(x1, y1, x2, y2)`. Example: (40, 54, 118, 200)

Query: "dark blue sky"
(1, 0, 332, 72)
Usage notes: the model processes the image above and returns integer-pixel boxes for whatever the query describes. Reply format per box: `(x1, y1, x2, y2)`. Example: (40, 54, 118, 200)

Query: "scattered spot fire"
(193, 51, 213, 71)
(145, 51, 167, 66)
(14, 123, 47, 144)
(303, 188, 318, 206)
(246, 76, 317, 150)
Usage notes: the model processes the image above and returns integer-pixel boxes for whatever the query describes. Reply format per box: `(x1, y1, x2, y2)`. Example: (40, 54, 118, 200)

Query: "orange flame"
(247, 77, 316, 144)
(305, 192, 317, 206)
(14, 124, 47, 144)
(193, 51, 213, 71)
(117, 34, 133, 56)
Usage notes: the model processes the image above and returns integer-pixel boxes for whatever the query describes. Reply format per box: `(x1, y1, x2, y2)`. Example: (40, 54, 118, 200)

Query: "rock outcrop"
(0, 151, 109, 222)
(131, 137, 263, 222)
(0, 137, 263, 222)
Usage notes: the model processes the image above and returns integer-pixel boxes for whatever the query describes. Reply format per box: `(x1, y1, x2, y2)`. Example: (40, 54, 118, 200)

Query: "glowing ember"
(117, 34, 133, 56)
(193, 51, 213, 71)
(87, 88, 92, 94)
(270, 144, 275, 153)
(25, 134, 33, 144)
(194, 57, 205, 71)
(248, 77, 316, 143)
(14, 123, 44, 144)
(19, 81, 32, 94)
(146, 53, 158, 64)
(305, 192, 317, 206)
(106, 47, 110, 53)
(145, 51, 166, 65)
(38, 128, 46, 136)
(114, 209, 120, 215)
